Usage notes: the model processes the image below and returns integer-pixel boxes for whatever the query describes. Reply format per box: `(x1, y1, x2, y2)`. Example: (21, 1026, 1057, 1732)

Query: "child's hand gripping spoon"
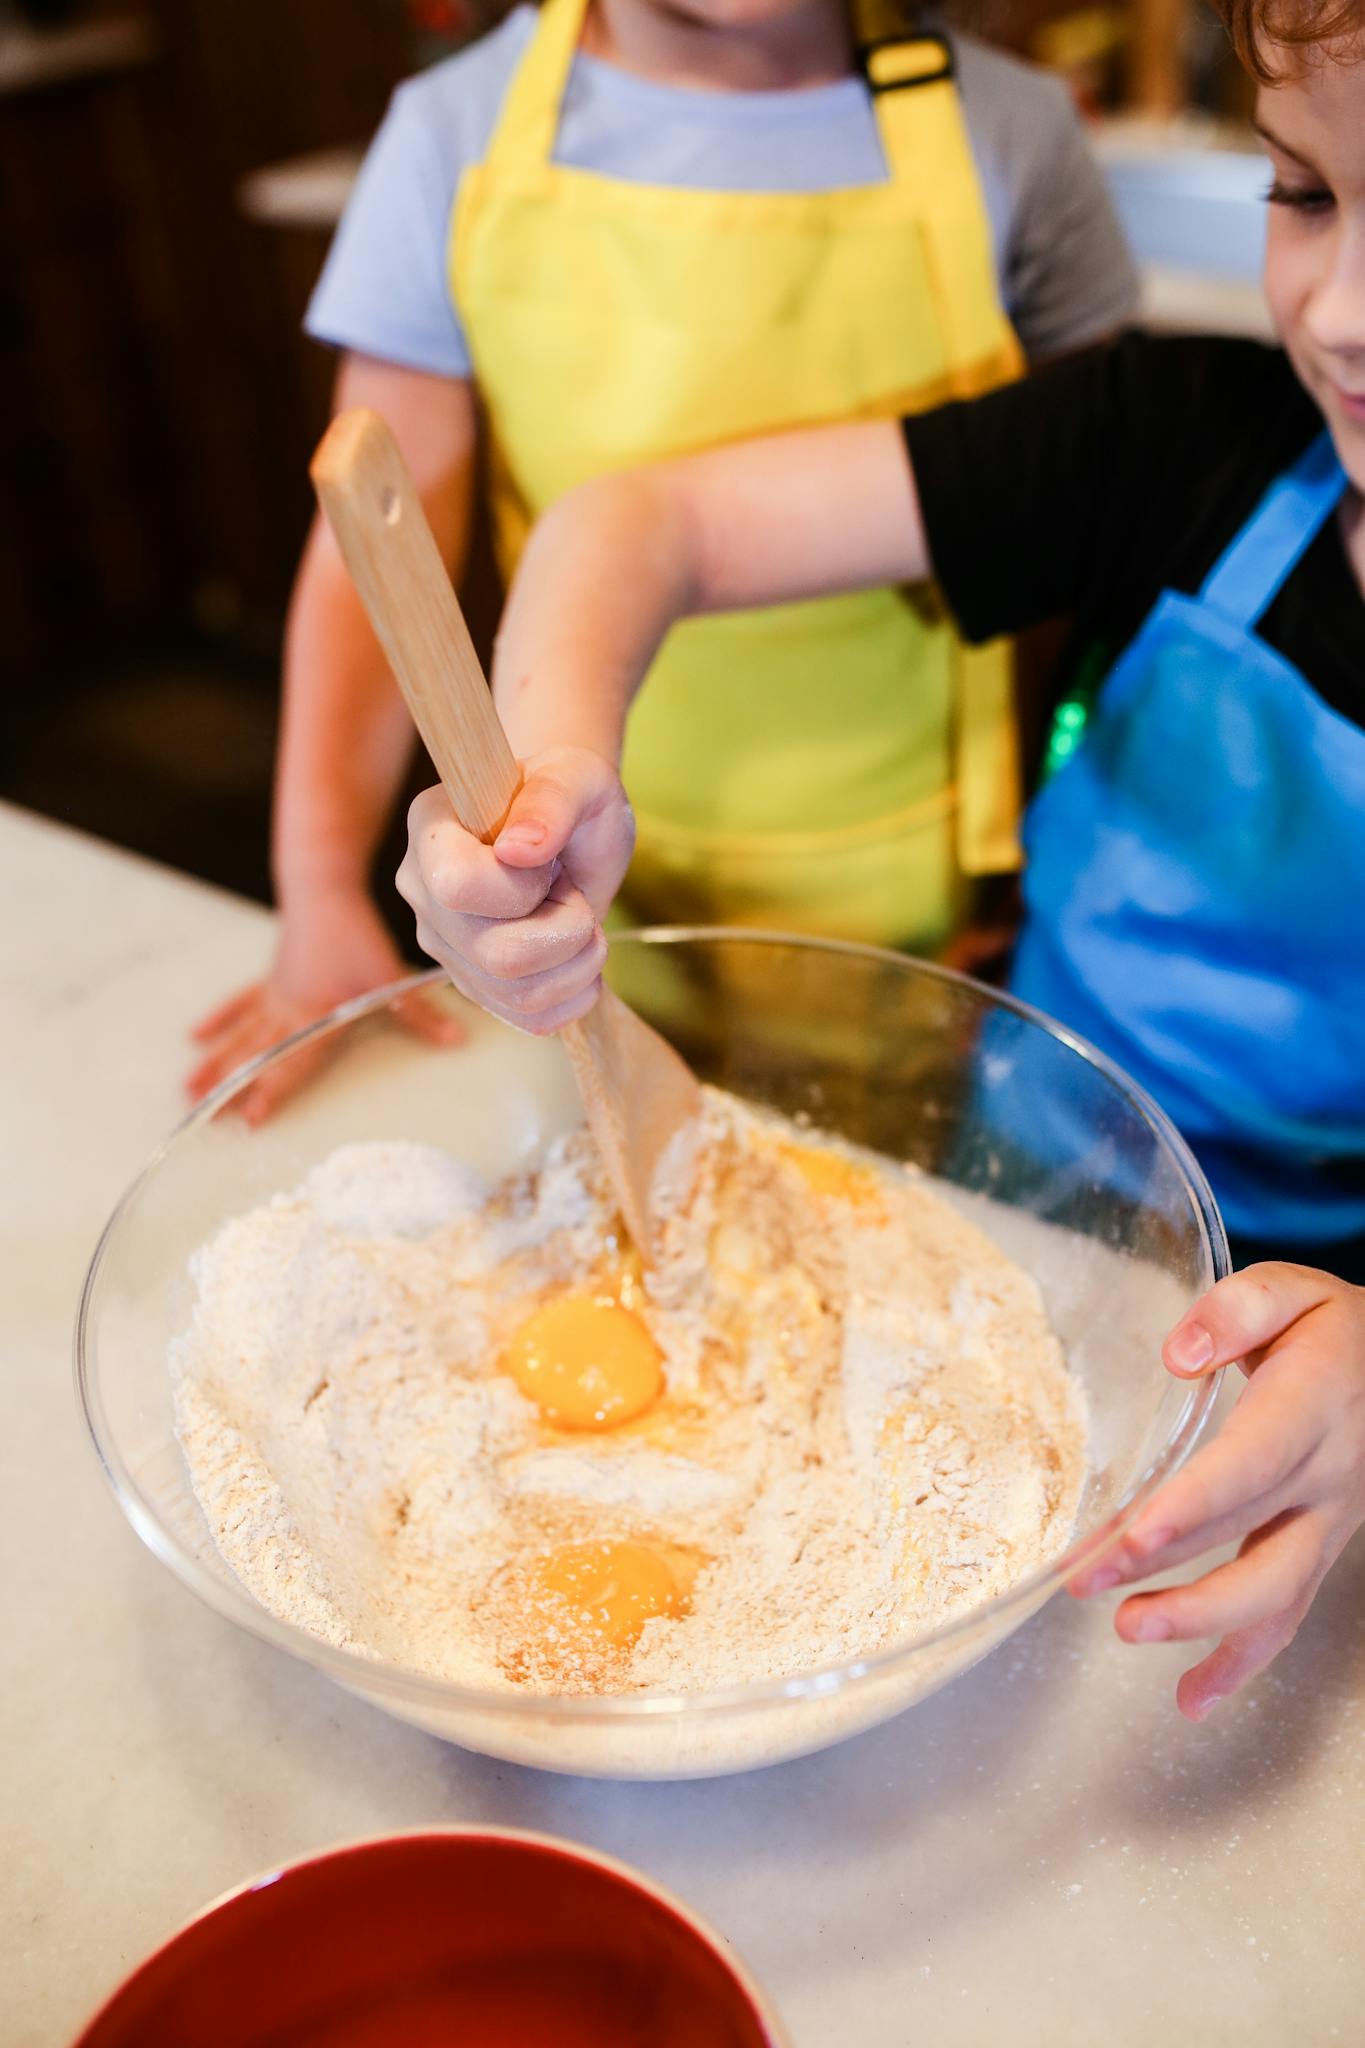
(311, 408, 702, 1262)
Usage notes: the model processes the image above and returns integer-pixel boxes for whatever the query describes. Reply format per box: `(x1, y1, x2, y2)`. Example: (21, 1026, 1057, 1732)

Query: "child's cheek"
(1261, 217, 1332, 424)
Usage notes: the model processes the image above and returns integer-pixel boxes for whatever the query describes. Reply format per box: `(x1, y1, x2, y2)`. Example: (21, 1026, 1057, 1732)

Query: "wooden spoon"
(310, 407, 702, 1261)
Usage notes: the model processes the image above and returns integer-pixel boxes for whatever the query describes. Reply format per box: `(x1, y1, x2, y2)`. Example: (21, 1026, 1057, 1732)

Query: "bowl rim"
(68, 1823, 791, 2047)
(75, 928, 1228, 1724)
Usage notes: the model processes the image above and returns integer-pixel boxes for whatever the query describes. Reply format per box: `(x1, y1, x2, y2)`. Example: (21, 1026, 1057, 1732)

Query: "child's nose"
(1304, 220, 1365, 360)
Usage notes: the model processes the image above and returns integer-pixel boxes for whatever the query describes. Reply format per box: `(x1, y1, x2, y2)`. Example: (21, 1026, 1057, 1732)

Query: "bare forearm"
(493, 468, 698, 761)
(272, 522, 425, 903)
(492, 417, 927, 762)
(272, 355, 478, 907)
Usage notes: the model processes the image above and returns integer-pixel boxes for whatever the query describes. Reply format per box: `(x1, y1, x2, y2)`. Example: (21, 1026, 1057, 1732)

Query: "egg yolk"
(531, 1540, 683, 1651)
(781, 1140, 885, 1210)
(503, 1292, 664, 1431)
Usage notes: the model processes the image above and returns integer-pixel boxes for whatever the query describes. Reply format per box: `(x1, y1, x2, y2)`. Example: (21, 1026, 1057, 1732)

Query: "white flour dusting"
(173, 1093, 1086, 1696)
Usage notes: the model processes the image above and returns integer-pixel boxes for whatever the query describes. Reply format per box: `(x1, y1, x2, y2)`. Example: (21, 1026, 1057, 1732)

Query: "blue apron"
(1011, 431, 1365, 1246)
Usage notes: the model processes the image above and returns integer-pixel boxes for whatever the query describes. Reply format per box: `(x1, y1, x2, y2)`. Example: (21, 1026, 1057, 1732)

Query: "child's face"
(1260, 50, 1365, 491)
(628, 0, 842, 35)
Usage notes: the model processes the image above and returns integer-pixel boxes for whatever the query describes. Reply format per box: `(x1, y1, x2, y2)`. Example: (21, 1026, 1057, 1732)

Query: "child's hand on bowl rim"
(1068, 1263, 1365, 1719)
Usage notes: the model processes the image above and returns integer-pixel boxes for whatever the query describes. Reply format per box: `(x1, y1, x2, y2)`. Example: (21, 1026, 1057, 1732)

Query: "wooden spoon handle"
(310, 407, 698, 1258)
(310, 407, 520, 840)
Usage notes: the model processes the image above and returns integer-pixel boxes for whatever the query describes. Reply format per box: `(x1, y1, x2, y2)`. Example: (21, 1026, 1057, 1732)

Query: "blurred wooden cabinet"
(0, 21, 187, 672)
(0, 4, 407, 682)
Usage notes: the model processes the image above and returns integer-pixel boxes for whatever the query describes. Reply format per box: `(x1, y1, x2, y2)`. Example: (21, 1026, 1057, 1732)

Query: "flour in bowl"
(173, 1092, 1086, 1696)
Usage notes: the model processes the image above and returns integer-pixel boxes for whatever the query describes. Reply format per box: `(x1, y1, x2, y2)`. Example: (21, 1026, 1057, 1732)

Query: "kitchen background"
(0, 0, 1265, 905)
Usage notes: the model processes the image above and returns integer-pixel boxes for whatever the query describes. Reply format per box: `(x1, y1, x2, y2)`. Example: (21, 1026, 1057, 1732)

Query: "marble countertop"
(5, 800, 1362, 2046)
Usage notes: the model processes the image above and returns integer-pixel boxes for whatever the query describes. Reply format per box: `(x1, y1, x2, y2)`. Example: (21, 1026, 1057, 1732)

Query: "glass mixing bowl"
(77, 932, 1227, 1779)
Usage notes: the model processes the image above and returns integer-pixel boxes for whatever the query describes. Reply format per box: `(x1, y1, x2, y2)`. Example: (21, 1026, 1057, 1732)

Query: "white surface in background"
(1095, 116, 1269, 282)
(239, 146, 364, 230)
(1094, 115, 1273, 338)
(4, 801, 1363, 2048)
(0, 15, 154, 96)
(239, 114, 1277, 337)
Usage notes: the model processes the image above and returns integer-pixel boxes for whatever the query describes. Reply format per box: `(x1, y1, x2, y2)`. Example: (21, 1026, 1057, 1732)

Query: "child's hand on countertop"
(397, 745, 635, 1035)
(188, 884, 461, 1124)
(1069, 1263, 1365, 1718)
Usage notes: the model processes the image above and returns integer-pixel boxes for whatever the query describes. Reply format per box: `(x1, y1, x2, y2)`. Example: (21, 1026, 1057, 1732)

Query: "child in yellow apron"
(456, 0, 1022, 951)
(189, 0, 1136, 1115)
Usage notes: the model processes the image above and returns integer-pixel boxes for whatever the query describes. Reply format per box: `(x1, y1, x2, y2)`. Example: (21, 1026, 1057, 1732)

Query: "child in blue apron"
(398, 0, 1365, 1719)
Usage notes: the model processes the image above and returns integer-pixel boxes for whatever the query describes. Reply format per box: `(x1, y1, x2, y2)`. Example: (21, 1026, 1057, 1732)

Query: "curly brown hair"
(1211, 0, 1365, 80)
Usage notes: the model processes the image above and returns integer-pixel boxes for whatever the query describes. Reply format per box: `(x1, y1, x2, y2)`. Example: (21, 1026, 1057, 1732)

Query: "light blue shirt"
(307, 9, 1138, 376)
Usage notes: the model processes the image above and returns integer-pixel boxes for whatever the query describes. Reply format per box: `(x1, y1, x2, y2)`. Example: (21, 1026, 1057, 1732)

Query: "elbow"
(549, 465, 702, 615)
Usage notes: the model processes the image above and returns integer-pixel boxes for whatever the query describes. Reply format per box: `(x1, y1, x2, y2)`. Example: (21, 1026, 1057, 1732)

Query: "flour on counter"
(172, 1093, 1087, 1696)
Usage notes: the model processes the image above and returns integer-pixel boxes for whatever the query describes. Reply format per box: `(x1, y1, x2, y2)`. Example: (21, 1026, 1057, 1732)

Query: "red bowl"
(71, 1828, 786, 2048)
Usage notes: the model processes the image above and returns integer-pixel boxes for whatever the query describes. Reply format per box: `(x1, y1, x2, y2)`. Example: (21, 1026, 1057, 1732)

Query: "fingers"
(189, 889, 463, 1122)
(401, 778, 611, 1031)
(1077, 1277, 1365, 1605)
(392, 988, 465, 1047)
(1137, 1387, 1316, 1551)
(405, 757, 634, 928)
(192, 998, 344, 1124)
(402, 788, 557, 925)
(186, 1008, 276, 1102)
(1109, 1506, 1335, 1717)
(505, 752, 636, 920)
(233, 1038, 331, 1128)
(1175, 1582, 1320, 1721)
(187, 987, 313, 1111)
(425, 918, 609, 1036)
(493, 763, 599, 867)
(1066, 1264, 1365, 1716)
(1114, 1507, 1326, 1645)
(1070, 1372, 1320, 1600)
(463, 875, 601, 985)
(481, 980, 603, 1037)
(408, 889, 601, 990)
(190, 983, 261, 1043)
(1163, 1262, 1341, 1377)
(192, 985, 461, 1124)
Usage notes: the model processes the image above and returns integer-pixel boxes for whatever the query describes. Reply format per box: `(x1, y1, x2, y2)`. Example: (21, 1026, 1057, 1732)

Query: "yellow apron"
(451, 0, 1023, 952)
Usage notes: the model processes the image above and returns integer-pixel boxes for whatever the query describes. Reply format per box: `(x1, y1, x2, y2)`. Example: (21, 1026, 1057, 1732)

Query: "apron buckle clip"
(858, 31, 955, 95)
